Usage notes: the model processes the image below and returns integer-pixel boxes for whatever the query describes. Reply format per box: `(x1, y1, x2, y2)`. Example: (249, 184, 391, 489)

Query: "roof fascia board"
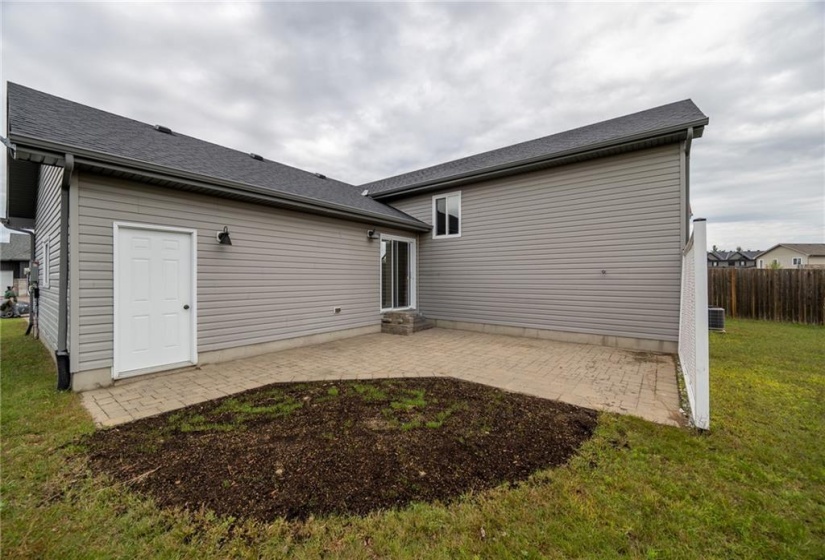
(10, 134, 429, 232)
(371, 122, 707, 200)
(10, 146, 65, 166)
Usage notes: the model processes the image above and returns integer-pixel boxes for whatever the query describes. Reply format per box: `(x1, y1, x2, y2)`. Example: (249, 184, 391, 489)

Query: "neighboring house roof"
(757, 244, 825, 258)
(0, 233, 31, 261)
(5, 83, 427, 231)
(362, 99, 708, 198)
(708, 250, 761, 261)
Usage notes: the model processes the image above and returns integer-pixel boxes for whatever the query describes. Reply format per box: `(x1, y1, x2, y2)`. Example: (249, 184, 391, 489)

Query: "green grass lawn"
(1, 318, 823, 559)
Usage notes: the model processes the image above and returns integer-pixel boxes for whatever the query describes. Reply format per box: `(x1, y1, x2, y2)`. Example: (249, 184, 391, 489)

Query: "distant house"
(0, 233, 31, 291)
(707, 250, 759, 268)
(756, 244, 825, 269)
(707, 251, 726, 267)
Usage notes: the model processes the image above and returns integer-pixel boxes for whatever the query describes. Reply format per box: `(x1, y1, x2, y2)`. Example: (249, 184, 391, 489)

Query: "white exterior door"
(115, 225, 195, 378)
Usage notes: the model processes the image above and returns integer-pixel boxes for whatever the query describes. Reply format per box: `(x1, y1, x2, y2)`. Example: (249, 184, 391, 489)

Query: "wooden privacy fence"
(708, 268, 825, 325)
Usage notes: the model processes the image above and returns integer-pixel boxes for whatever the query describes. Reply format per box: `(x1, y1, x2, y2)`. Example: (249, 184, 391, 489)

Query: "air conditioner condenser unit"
(708, 307, 726, 331)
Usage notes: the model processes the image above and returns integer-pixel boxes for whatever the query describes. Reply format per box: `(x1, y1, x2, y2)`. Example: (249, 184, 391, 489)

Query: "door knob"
(183, 305, 190, 310)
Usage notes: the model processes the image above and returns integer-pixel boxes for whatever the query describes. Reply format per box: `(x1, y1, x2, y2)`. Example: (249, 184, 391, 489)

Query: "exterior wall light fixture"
(217, 226, 232, 245)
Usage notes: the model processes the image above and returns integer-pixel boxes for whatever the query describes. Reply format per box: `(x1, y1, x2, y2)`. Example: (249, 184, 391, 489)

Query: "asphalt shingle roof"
(709, 250, 762, 261)
(763, 244, 825, 257)
(362, 99, 708, 196)
(6, 83, 421, 226)
(0, 233, 31, 261)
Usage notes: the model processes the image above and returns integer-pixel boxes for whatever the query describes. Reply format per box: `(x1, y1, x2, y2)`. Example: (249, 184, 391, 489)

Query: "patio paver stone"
(80, 328, 683, 427)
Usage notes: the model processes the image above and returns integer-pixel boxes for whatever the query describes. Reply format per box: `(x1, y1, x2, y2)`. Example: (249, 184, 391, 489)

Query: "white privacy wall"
(678, 218, 710, 429)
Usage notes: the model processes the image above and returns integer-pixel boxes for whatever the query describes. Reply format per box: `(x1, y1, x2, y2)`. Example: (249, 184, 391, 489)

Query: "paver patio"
(80, 328, 683, 428)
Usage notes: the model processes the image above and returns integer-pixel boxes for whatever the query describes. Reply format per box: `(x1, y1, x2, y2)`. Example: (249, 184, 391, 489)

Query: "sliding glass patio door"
(380, 236, 416, 311)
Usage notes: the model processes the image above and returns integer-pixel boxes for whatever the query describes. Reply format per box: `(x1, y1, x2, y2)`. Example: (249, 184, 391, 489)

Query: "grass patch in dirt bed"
(84, 378, 597, 521)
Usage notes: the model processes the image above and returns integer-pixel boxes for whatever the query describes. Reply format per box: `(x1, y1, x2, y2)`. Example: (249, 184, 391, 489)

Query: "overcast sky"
(1, 2, 823, 249)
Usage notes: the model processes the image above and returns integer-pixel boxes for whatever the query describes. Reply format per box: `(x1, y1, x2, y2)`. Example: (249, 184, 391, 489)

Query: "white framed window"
(432, 191, 461, 238)
(757, 259, 764, 269)
(42, 240, 50, 288)
(792, 257, 803, 266)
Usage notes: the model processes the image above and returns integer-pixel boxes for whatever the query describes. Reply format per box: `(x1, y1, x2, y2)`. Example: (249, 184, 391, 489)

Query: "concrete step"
(412, 318, 434, 332)
(381, 311, 434, 335)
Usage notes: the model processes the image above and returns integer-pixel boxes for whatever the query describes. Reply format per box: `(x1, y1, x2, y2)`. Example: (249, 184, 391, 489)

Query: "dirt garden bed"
(84, 378, 598, 521)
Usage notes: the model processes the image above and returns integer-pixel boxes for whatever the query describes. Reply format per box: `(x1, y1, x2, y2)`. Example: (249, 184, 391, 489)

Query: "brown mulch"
(84, 378, 598, 521)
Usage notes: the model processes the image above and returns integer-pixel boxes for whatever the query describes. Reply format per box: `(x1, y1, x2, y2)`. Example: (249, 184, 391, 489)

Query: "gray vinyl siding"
(75, 173, 403, 372)
(388, 144, 685, 343)
(34, 165, 63, 352)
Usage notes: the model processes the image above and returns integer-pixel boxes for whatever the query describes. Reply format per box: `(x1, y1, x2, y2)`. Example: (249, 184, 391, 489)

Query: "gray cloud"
(1, 1, 822, 250)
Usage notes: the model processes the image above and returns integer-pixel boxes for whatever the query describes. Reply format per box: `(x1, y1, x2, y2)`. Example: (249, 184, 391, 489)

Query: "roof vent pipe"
(249, 153, 264, 161)
(314, 173, 327, 179)
(154, 125, 173, 134)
